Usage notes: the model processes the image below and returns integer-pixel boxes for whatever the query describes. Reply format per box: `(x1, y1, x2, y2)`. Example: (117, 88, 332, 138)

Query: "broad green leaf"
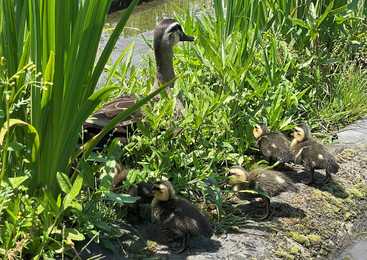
(66, 228, 85, 243)
(69, 174, 83, 201)
(56, 172, 72, 194)
(69, 201, 82, 211)
(289, 17, 311, 30)
(8, 176, 28, 189)
(104, 191, 139, 205)
(63, 174, 83, 208)
(36, 204, 45, 215)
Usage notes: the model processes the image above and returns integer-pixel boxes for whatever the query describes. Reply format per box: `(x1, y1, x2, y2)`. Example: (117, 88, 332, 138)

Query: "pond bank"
(331, 117, 367, 260)
(79, 118, 367, 259)
(134, 119, 367, 259)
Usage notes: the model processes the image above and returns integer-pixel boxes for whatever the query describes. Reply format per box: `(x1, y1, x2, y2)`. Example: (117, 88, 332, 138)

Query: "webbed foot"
(170, 234, 188, 254)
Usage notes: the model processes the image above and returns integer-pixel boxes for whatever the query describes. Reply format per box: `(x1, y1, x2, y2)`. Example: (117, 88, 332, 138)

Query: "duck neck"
(290, 139, 299, 148)
(154, 45, 175, 89)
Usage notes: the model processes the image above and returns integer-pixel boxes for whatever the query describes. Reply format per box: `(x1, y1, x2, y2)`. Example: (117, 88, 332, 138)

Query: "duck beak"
(227, 173, 236, 181)
(179, 31, 194, 42)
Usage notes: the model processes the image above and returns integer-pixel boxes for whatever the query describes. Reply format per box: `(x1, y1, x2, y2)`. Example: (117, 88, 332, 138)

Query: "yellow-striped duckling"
(228, 166, 297, 219)
(151, 181, 213, 253)
(111, 163, 154, 222)
(253, 123, 294, 165)
(291, 123, 339, 184)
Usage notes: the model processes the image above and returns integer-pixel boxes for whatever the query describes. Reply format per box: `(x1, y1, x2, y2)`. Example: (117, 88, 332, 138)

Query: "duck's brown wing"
(84, 95, 143, 133)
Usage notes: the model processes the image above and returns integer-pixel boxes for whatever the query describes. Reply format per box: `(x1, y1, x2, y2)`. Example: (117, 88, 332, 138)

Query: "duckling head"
(253, 123, 269, 139)
(152, 181, 175, 201)
(154, 19, 194, 51)
(292, 123, 311, 144)
(228, 166, 249, 185)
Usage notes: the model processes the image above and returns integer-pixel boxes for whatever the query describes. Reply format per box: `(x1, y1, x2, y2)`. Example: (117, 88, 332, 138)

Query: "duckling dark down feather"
(152, 199, 213, 238)
(292, 139, 339, 173)
(257, 132, 294, 163)
(151, 181, 213, 240)
(234, 168, 298, 197)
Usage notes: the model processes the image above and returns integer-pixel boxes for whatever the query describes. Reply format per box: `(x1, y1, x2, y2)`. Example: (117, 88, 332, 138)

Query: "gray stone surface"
(337, 117, 367, 145)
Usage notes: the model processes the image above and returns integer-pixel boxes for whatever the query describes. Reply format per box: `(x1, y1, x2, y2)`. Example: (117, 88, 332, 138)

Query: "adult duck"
(83, 19, 194, 143)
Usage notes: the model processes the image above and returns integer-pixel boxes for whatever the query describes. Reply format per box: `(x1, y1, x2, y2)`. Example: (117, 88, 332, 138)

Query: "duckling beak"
(227, 172, 235, 178)
(179, 31, 194, 42)
(227, 173, 237, 182)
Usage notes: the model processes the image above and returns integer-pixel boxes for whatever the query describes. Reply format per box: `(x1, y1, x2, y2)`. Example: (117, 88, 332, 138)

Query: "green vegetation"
(0, 0, 367, 258)
(114, 0, 367, 193)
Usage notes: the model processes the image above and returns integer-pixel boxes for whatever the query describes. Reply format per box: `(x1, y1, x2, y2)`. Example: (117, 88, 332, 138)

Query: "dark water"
(100, 0, 210, 66)
(107, 0, 211, 37)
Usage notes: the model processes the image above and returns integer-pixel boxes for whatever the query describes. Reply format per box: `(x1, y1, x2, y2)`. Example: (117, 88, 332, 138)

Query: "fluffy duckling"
(253, 123, 294, 165)
(151, 181, 213, 253)
(291, 123, 339, 184)
(111, 163, 154, 222)
(228, 166, 297, 219)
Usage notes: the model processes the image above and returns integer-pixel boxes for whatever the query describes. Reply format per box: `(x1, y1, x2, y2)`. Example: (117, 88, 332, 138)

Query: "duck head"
(228, 166, 249, 185)
(153, 19, 194, 87)
(152, 180, 176, 201)
(253, 123, 269, 139)
(292, 123, 311, 144)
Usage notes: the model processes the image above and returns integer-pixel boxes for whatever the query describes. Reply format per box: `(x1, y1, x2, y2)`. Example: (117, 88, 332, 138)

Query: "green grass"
(106, 0, 367, 209)
(320, 66, 367, 128)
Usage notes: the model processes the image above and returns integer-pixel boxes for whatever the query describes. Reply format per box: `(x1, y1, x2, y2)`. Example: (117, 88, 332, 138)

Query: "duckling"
(253, 123, 294, 165)
(111, 163, 154, 222)
(228, 166, 297, 219)
(151, 181, 213, 253)
(83, 19, 194, 145)
(291, 123, 339, 184)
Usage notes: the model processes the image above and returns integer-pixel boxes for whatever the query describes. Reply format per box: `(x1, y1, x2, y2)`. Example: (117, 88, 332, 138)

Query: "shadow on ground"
(282, 169, 348, 198)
